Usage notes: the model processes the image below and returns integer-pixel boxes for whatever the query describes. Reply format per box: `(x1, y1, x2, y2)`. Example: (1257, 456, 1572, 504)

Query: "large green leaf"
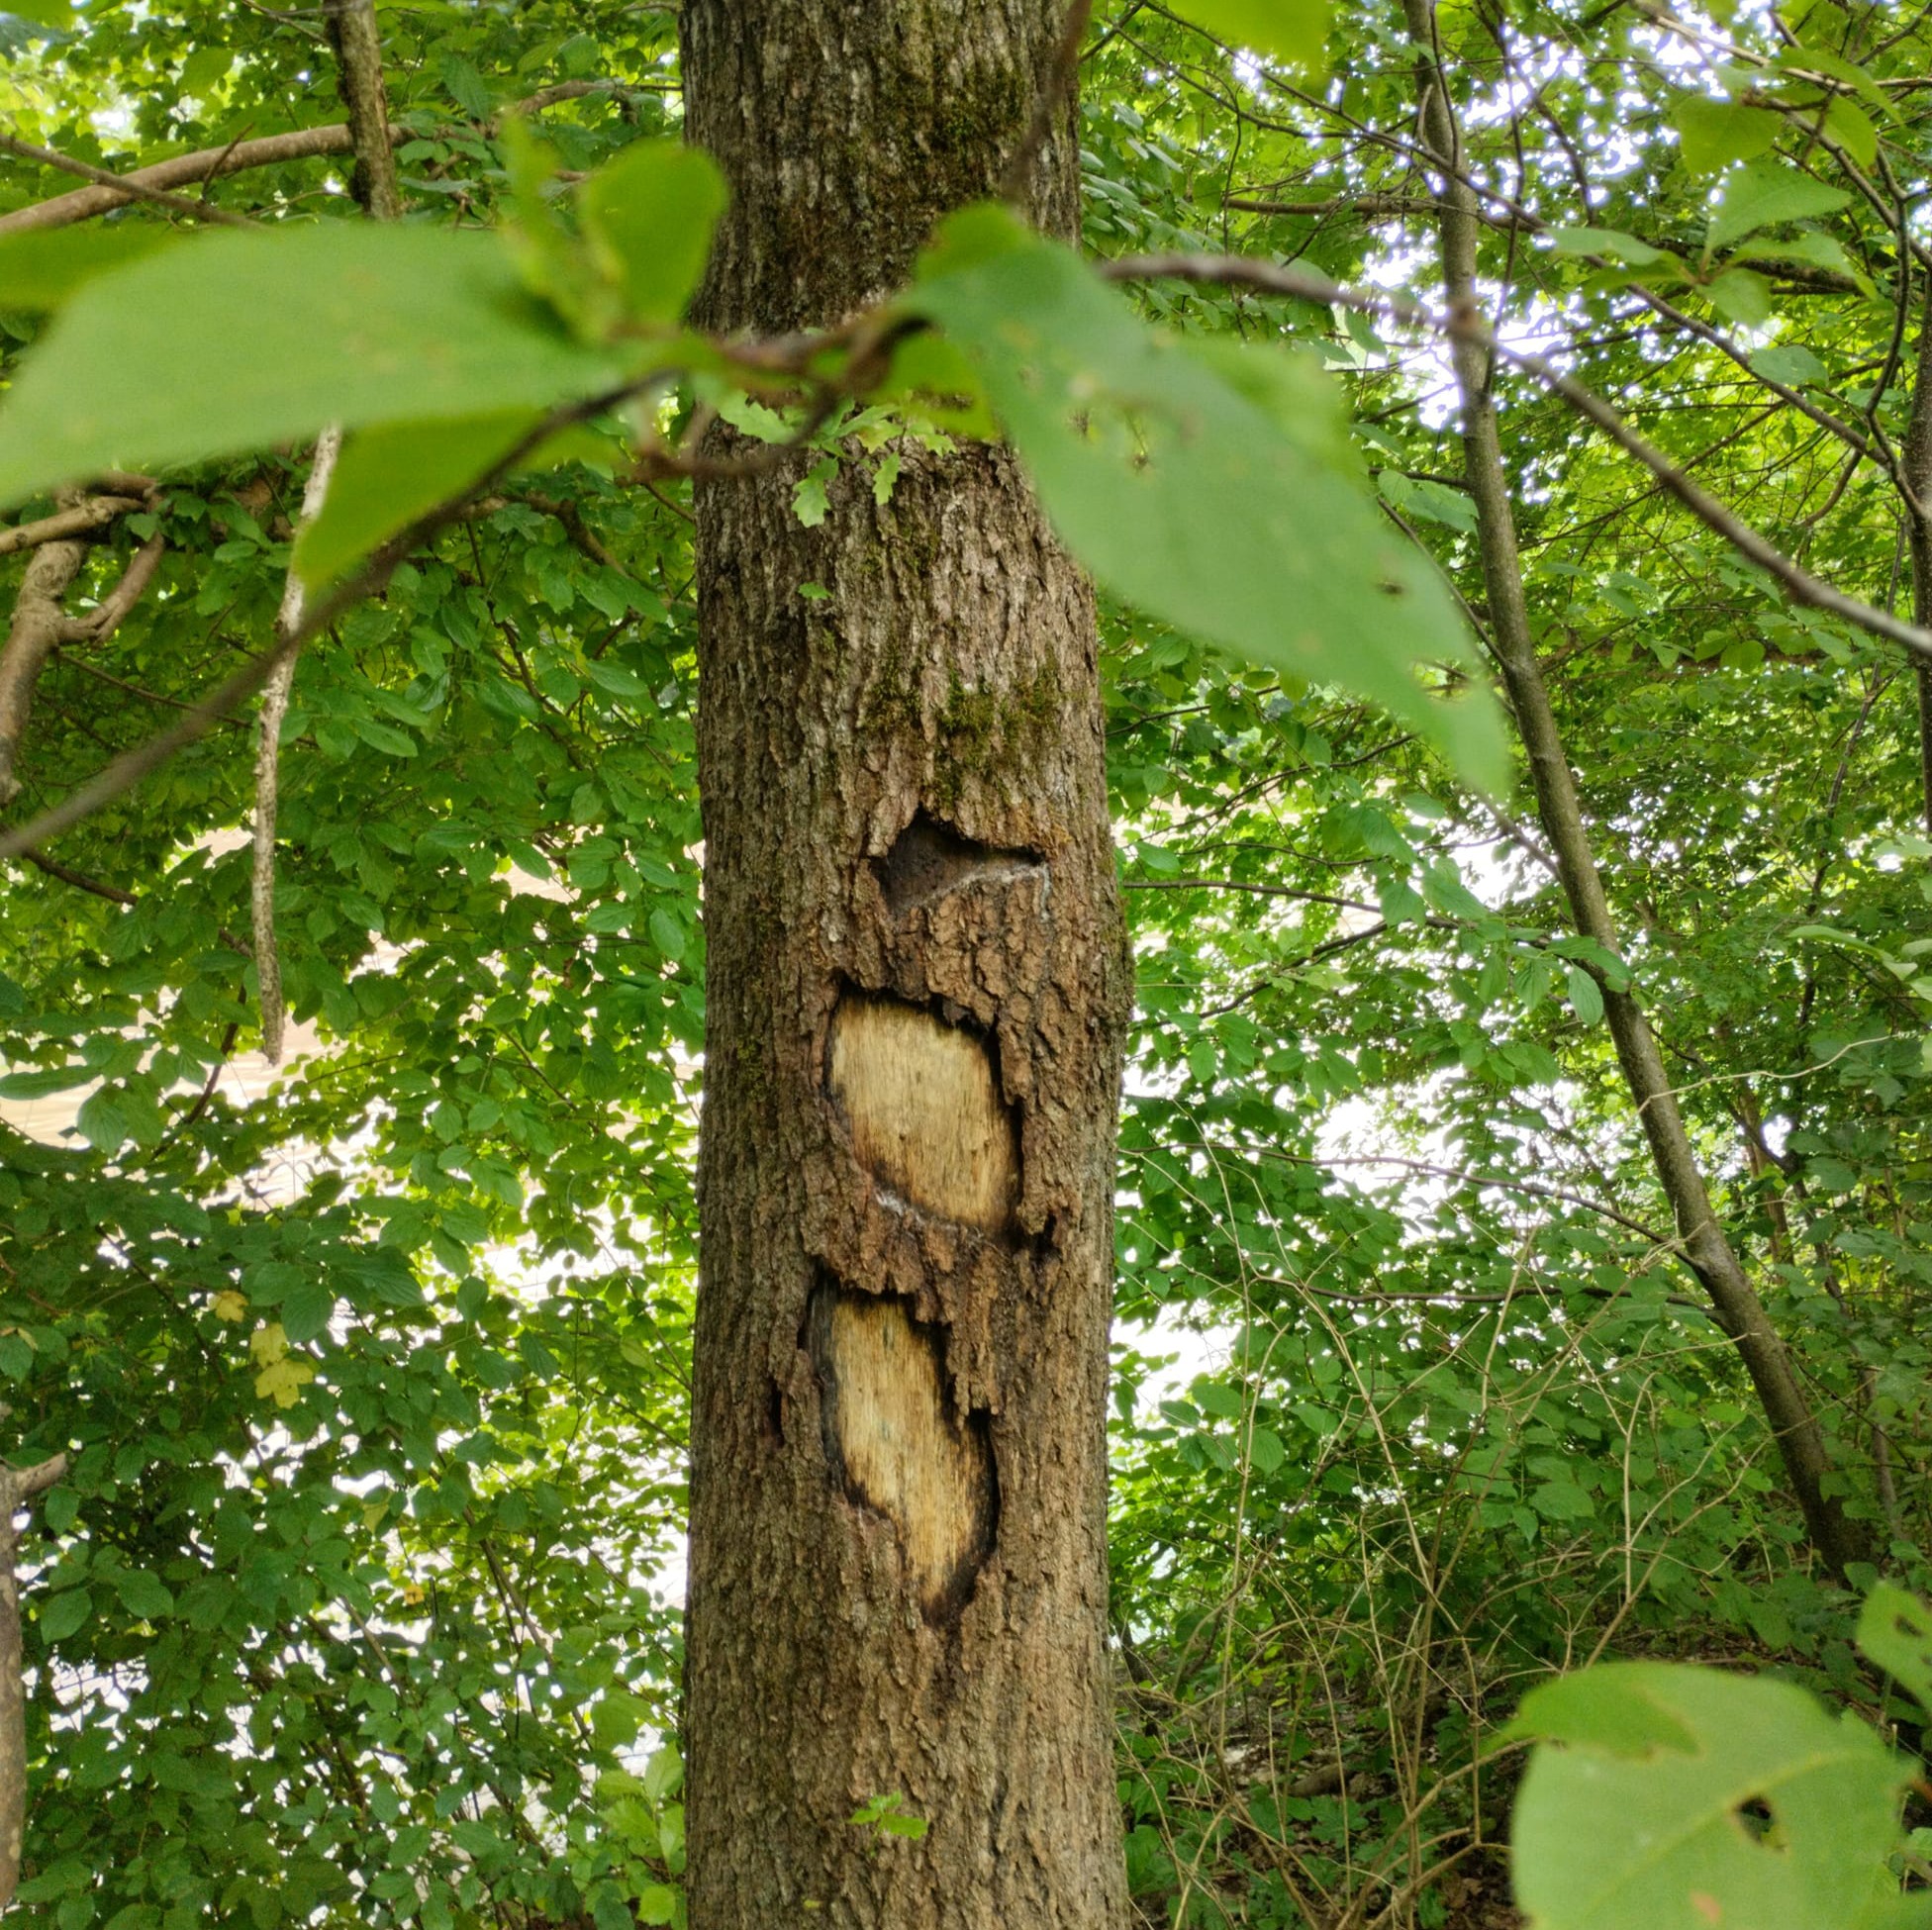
(1508, 1662, 1923, 1930)
(0, 226, 178, 311)
(1859, 1585, 1932, 1717)
(1670, 95, 1779, 177)
(1169, 0, 1329, 70)
(0, 224, 631, 507)
(1707, 160, 1850, 255)
(906, 206, 1504, 790)
(580, 141, 727, 327)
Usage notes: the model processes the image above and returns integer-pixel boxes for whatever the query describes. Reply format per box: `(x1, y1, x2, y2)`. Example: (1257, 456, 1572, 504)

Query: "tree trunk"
(678, 4, 1131, 1925)
(1402, 0, 1872, 1583)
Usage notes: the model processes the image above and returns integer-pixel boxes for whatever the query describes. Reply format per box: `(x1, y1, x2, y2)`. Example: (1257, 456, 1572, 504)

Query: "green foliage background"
(1, 0, 1930, 1925)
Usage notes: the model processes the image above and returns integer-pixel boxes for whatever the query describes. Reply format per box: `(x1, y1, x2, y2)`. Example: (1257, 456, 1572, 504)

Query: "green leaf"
(592, 1689, 648, 1749)
(0, 1064, 89, 1098)
(1171, 0, 1329, 70)
(1858, 1585, 1932, 1715)
(1708, 161, 1850, 255)
(1565, 965, 1604, 1026)
(115, 1568, 173, 1621)
(1, 0, 70, 25)
(1548, 226, 1676, 268)
(1749, 342, 1828, 388)
(440, 52, 495, 121)
(0, 228, 179, 312)
(1247, 1426, 1286, 1475)
(908, 206, 1504, 791)
(1704, 267, 1774, 330)
(1670, 95, 1779, 176)
(37, 1587, 91, 1642)
(648, 907, 686, 961)
(74, 1086, 129, 1152)
(0, 226, 631, 509)
(579, 141, 727, 327)
(279, 1280, 335, 1345)
(1822, 96, 1879, 171)
(1194, 1381, 1245, 1419)
(1747, 229, 1872, 293)
(1509, 1662, 1913, 1930)
(1377, 469, 1477, 533)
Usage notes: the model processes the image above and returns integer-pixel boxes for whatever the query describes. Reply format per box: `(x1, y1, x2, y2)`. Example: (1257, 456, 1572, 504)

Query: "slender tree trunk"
(1, 1452, 66, 1910)
(1901, 277, 1932, 836)
(1402, 0, 1872, 1582)
(678, 4, 1131, 1924)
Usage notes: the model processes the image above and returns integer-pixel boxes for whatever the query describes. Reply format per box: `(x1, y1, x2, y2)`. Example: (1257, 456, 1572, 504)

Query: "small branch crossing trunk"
(677, 3, 1132, 1925)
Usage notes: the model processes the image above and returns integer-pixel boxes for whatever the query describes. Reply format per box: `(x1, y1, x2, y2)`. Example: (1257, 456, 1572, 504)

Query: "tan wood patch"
(827, 996, 1016, 1231)
(817, 1292, 995, 1612)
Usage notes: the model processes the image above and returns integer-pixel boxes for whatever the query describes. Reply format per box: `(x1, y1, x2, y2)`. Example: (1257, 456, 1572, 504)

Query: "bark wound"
(874, 812, 1042, 918)
(827, 994, 1018, 1232)
(810, 1283, 998, 1619)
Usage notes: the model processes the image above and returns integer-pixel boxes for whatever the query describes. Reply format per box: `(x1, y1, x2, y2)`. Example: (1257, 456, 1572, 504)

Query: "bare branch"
(0, 83, 660, 236)
(0, 493, 149, 558)
(66, 533, 165, 644)
(0, 132, 259, 230)
(255, 431, 340, 1065)
(0, 531, 87, 805)
(0, 124, 367, 234)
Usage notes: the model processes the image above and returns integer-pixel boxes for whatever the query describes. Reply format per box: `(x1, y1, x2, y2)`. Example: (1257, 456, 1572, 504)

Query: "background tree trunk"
(678, 3, 1132, 1924)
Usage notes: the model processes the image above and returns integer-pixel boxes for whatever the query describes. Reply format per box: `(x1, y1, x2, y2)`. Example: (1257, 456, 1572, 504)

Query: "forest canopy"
(1, 0, 1931, 1926)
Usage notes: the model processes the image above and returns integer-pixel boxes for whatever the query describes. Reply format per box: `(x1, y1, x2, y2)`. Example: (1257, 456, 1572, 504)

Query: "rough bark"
(679, 3, 1130, 1923)
(322, 0, 404, 223)
(0, 1453, 67, 1911)
(1402, 0, 1872, 1582)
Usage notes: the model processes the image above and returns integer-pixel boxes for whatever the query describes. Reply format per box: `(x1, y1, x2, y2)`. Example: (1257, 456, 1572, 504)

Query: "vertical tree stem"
(1401, 0, 1870, 1582)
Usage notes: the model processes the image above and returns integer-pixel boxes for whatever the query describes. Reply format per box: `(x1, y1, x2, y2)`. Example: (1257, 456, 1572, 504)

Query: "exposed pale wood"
(828, 997, 1016, 1231)
(815, 1292, 996, 1613)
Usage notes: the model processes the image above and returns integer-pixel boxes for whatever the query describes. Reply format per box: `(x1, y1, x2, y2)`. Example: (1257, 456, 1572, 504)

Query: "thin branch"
(0, 132, 258, 230)
(0, 493, 151, 558)
(1102, 251, 1932, 672)
(254, 432, 340, 1065)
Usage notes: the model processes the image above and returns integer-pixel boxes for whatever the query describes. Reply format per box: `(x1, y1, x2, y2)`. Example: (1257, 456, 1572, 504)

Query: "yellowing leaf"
(211, 1290, 247, 1323)
(248, 1322, 290, 1368)
(254, 1357, 315, 1408)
